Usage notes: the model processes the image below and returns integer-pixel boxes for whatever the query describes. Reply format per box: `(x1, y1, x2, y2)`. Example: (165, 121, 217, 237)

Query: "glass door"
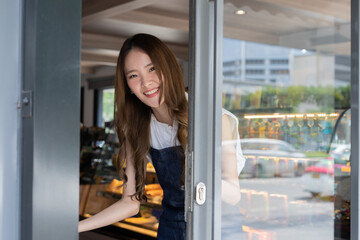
(220, 0, 351, 239)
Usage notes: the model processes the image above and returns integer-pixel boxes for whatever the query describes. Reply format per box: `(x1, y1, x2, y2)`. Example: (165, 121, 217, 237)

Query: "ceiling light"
(235, 9, 246, 15)
(301, 49, 307, 54)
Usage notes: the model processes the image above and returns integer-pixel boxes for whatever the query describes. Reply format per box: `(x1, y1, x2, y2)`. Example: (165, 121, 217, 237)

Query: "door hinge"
(185, 149, 194, 222)
(21, 90, 33, 118)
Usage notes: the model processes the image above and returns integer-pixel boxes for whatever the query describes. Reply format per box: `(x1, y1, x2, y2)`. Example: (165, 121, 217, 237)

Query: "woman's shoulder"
(222, 108, 237, 118)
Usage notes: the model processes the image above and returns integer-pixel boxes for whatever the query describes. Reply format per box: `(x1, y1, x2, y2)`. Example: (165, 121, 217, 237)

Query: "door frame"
(351, 0, 360, 239)
(20, 0, 81, 239)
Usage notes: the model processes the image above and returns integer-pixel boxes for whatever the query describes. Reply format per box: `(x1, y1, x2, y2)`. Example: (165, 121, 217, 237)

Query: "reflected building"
(222, 39, 351, 93)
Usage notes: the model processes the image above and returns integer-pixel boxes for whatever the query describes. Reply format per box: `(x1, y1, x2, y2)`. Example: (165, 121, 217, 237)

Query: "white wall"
(0, 0, 22, 239)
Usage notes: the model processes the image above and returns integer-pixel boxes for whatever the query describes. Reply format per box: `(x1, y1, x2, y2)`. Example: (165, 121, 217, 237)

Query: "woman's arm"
(221, 114, 241, 205)
(78, 141, 140, 232)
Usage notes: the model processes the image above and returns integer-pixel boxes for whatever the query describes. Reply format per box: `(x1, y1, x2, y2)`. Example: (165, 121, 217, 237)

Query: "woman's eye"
(128, 74, 137, 79)
(149, 66, 155, 72)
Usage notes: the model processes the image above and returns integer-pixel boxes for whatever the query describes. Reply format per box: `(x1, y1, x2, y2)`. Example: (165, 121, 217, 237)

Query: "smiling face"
(124, 48, 165, 109)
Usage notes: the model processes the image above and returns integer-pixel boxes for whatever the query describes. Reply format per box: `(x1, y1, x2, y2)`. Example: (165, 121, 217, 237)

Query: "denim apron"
(149, 146, 186, 240)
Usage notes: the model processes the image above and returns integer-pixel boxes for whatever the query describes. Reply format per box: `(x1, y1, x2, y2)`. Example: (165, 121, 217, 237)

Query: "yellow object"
(124, 216, 158, 224)
(147, 162, 156, 172)
(145, 184, 163, 204)
(106, 179, 124, 195)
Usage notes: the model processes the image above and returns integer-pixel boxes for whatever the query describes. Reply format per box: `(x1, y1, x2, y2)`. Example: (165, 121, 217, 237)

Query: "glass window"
(221, 1, 351, 239)
(246, 59, 265, 64)
(97, 88, 115, 127)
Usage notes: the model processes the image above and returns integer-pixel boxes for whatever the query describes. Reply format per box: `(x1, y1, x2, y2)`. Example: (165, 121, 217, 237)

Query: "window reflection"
(221, 0, 350, 238)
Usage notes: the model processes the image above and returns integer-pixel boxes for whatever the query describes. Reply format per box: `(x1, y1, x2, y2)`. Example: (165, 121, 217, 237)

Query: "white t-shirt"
(148, 109, 245, 175)
(150, 114, 180, 149)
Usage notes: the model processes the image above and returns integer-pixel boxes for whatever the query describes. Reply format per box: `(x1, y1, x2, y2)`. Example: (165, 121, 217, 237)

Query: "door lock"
(195, 182, 206, 205)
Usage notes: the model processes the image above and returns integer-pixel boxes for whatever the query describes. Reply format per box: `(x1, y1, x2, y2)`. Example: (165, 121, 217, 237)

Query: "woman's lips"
(144, 87, 160, 97)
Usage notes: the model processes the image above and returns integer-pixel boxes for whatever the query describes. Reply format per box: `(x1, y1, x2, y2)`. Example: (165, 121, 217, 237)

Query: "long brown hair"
(114, 33, 188, 201)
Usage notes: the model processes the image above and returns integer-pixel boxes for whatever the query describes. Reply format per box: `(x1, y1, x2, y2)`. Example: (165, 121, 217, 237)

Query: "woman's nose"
(141, 74, 152, 87)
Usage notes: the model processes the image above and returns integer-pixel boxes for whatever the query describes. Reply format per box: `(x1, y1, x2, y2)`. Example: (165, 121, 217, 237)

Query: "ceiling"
(81, 0, 350, 75)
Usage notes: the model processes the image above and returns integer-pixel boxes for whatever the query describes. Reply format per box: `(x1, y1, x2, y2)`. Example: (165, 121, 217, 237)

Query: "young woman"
(78, 33, 244, 239)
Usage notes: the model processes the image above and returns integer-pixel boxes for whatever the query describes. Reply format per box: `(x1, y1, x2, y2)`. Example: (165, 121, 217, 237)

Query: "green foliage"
(335, 85, 351, 109)
(304, 152, 329, 158)
(102, 90, 115, 124)
(229, 84, 350, 112)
